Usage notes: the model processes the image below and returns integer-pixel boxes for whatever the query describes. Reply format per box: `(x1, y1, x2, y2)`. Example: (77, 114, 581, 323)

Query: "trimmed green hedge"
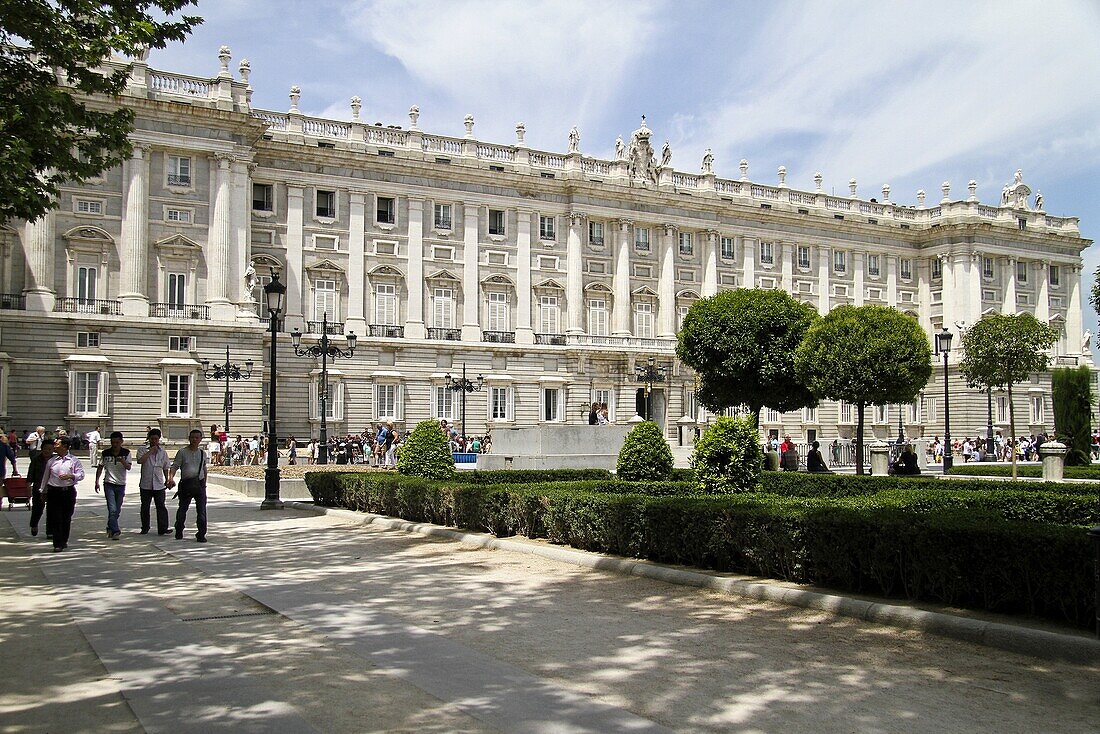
(456, 469, 613, 485)
(307, 472, 1097, 626)
(760, 471, 1099, 498)
(948, 464, 1100, 482)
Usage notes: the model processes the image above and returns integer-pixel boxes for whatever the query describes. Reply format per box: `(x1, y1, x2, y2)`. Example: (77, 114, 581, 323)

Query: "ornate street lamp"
(261, 272, 286, 510)
(445, 363, 484, 440)
(934, 326, 954, 473)
(290, 313, 357, 464)
(634, 356, 667, 421)
(201, 346, 254, 434)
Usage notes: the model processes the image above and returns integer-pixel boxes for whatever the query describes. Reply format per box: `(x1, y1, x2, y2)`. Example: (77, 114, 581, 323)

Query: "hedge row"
(307, 472, 1096, 626)
(948, 464, 1100, 482)
(455, 469, 613, 485)
(758, 471, 1099, 499)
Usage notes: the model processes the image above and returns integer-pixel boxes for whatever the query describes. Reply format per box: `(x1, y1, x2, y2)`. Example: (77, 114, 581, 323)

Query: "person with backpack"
(94, 431, 131, 540)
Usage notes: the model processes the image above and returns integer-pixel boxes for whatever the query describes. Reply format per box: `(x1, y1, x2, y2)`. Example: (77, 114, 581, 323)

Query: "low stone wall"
(478, 425, 630, 471)
(208, 473, 312, 500)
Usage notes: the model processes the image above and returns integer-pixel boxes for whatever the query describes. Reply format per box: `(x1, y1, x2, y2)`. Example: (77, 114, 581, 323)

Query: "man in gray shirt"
(169, 429, 208, 543)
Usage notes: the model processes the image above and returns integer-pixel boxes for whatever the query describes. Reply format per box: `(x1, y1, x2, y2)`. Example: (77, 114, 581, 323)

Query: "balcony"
(306, 320, 345, 335)
(1054, 355, 1080, 366)
(427, 327, 461, 341)
(368, 324, 405, 338)
(167, 174, 191, 187)
(566, 334, 676, 352)
(56, 298, 121, 315)
(151, 303, 210, 320)
(483, 330, 516, 344)
(534, 333, 566, 346)
(0, 293, 26, 310)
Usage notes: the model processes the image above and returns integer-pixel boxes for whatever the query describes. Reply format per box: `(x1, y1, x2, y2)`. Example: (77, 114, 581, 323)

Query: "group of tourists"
(587, 403, 612, 425)
(439, 420, 492, 454)
(205, 427, 267, 466)
(929, 433, 1051, 463)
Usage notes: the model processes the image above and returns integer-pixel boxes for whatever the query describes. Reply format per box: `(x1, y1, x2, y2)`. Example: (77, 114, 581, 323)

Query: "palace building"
(0, 47, 1091, 445)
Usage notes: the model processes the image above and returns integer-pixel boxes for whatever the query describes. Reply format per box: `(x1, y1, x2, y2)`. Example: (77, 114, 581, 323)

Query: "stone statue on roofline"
(1002, 169, 1032, 210)
(660, 140, 672, 168)
(626, 116, 659, 185)
(568, 126, 580, 153)
(615, 136, 625, 161)
(701, 148, 714, 174)
(1035, 190, 1044, 211)
(1083, 329, 1091, 352)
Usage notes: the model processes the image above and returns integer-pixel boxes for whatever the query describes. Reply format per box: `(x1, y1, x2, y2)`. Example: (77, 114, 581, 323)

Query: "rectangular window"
(375, 383, 398, 419)
(539, 215, 556, 240)
(764, 408, 782, 424)
(867, 254, 880, 276)
(908, 401, 921, 424)
(77, 332, 100, 348)
(589, 221, 604, 246)
(635, 227, 650, 252)
(996, 396, 1010, 424)
(538, 255, 559, 270)
(316, 189, 336, 218)
(1030, 395, 1044, 424)
(634, 302, 654, 338)
(488, 209, 505, 236)
(487, 291, 509, 331)
(166, 208, 192, 223)
(376, 196, 396, 224)
(315, 235, 339, 250)
(432, 288, 454, 329)
(490, 386, 512, 421)
(75, 199, 102, 215)
(167, 155, 191, 187)
(678, 232, 693, 256)
(1016, 261, 1027, 283)
(166, 374, 192, 417)
(77, 266, 97, 303)
(432, 385, 455, 421)
(592, 388, 613, 417)
(74, 372, 101, 414)
(168, 336, 194, 352)
(1049, 265, 1060, 286)
(873, 404, 889, 424)
(797, 245, 810, 269)
(833, 250, 847, 274)
(252, 183, 274, 212)
(678, 304, 690, 329)
(721, 236, 735, 259)
(900, 258, 912, 279)
(932, 258, 942, 279)
(434, 203, 452, 229)
(313, 279, 338, 321)
(802, 406, 818, 423)
(759, 241, 774, 264)
(925, 397, 937, 423)
(542, 387, 561, 422)
(167, 273, 186, 308)
(983, 257, 994, 279)
(589, 299, 609, 336)
(375, 283, 397, 325)
(838, 401, 853, 424)
(538, 295, 560, 334)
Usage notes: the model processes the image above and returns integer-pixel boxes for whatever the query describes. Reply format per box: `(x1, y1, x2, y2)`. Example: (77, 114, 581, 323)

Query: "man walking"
(42, 437, 85, 552)
(168, 429, 208, 543)
(94, 431, 131, 540)
(28, 437, 55, 538)
(137, 428, 173, 535)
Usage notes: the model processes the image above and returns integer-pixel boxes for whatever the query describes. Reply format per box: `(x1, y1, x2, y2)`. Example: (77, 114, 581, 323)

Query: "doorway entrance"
(635, 388, 667, 430)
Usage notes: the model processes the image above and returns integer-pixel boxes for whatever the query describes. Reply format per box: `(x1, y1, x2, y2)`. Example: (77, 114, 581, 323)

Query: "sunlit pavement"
(1, 469, 1097, 734)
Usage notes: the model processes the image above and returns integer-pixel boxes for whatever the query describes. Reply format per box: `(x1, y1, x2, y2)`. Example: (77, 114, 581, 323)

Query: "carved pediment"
(480, 273, 516, 287)
(64, 225, 114, 243)
(632, 285, 658, 297)
(368, 263, 404, 278)
(425, 269, 460, 283)
(305, 258, 345, 275)
(154, 233, 202, 253)
(676, 289, 700, 300)
(584, 281, 613, 293)
(533, 277, 565, 291)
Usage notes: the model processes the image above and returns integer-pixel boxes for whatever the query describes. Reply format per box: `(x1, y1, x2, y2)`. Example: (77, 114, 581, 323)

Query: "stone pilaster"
(1002, 257, 1017, 315)
(702, 230, 718, 298)
(1067, 266, 1084, 356)
(346, 191, 368, 336)
(658, 224, 676, 338)
(565, 212, 585, 335)
(917, 259, 932, 334)
(886, 255, 898, 308)
(612, 220, 632, 336)
(940, 254, 955, 329)
(781, 241, 794, 296)
(461, 203, 481, 341)
(817, 245, 830, 314)
(405, 197, 426, 339)
(22, 209, 56, 311)
(968, 252, 983, 324)
(233, 160, 257, 321)
(1035, 261, 1050, 324)
(515, 208, 534, 344)
(852, 252, 864, 306)
(285, 183, 305, 330)
(741, 236, 754, 290)
(118, 145, 150, 316)
(205, 153, 236, 321)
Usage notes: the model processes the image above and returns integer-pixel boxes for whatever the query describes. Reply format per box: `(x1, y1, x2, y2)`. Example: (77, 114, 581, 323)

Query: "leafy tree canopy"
(958, 313, 1057, 390)
(677, 288, 819, 420)
(0, 1, 201, 222)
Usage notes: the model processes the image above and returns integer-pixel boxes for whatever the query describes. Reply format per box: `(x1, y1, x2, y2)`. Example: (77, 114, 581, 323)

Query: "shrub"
(1052, 366, 1094, 466)
(396, 420, 455, 479)
(460, 469, 612, 485)
(761, 471, 1098, 498)
(949, 464, 1100, 483)
(690, 416, 763, 494)
(616, 421, 674, 482)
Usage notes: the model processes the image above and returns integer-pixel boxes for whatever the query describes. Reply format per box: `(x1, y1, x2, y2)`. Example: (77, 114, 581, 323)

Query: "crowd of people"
(928, 433, 1053, 463)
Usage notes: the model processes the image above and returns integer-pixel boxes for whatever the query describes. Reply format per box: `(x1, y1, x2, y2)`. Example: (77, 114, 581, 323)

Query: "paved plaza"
(0, 472, 1097, 734)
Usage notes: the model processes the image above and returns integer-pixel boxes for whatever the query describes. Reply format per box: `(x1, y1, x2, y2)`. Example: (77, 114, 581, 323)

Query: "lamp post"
(261, 272, 287, 510)
(934, 326, 954, 473)
(986, 386, 996, 459)
(445, 363, 484, 440)
(201, 346, 254, 434)
(634, 356, 667, 421)
(290, 312, 357, 465)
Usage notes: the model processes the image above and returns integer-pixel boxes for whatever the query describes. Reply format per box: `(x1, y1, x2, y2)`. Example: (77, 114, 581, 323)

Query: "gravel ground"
(209, 464, 390, 479)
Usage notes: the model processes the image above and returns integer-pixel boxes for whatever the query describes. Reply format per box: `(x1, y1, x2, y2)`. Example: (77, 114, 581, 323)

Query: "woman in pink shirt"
(41, 437, 85, 552)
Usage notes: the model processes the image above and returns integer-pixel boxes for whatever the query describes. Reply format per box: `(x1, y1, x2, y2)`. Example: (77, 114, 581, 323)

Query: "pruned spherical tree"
(690, 416, 762, 494)
(795, 305, 932, 475)
(397, 420, 455, 479)
(1051, 366, 1094, 466)
(616, 421, 674, 482)
(677, 288, 819, 425)
(960, 314, 1058, 478)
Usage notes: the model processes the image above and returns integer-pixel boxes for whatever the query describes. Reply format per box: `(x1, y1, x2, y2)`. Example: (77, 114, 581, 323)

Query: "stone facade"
(0, 49, 1092, 444)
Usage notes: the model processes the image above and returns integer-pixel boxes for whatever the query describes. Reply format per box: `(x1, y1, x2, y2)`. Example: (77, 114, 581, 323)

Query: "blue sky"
(150, 0, 1100, 352)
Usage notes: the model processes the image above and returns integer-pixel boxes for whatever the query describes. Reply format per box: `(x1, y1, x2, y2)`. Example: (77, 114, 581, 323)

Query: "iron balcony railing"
(167, 174, 191, 187)
(0, 293, 26, 310)
(483, 330, 516, 344)
(534, 333, 566, 345)
(151, 302, 210, 320)
(368, 324, 405, 338)
(427, 327, 462, 341)
(306, 320, 344, 335)
(55, 298, 121, 315)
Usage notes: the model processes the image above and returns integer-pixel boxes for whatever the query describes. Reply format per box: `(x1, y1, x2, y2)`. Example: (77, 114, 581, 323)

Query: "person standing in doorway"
(43, 438, 85, 552)
(28, 437, 55, 538)
(168, 429, 208, 543)
(137, 428, 173, 535)
(94, 431, 131, 540)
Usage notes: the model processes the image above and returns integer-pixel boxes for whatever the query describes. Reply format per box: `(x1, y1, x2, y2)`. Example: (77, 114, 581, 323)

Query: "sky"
(149, 0, 1100, 354)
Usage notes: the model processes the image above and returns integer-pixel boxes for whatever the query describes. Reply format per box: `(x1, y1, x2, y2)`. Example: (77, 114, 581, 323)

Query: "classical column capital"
(213, 152, 234, 168)
(703, 229, 719, 239)
(614, 218, 632, 231)
(661, 223, 677, 236)
(130, 143, 153, 158)
(568, 211, 587, 226)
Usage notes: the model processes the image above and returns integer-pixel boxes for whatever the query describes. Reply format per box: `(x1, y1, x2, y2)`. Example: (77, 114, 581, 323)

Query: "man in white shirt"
(136, 428, 174, 535)
(41, 437, 85, 552)
(25, 425, 45, 459)
(86, 426, 102, 467)
(168, 429, 209, 543)
(94, 431, 131, 540)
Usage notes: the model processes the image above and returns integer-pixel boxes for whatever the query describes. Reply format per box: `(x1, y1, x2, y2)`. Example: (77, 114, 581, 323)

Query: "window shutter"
(335, 381, 345, 420)
(68, 371, 77, 415)
(98, 371, 109, 416)
(397, 383, 405, 420)
(309, 379, 319, 421)
(507, 386, 515, 421)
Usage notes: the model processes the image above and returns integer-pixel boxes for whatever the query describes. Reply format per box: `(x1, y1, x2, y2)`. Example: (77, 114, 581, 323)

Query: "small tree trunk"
(749, 404, 761, 430)
(856, 403, 866, 475)
(1008, 382, 1018, 481)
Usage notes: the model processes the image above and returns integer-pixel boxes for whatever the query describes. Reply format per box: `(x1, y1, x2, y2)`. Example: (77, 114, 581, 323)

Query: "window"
(538, 255, 559, 270)
(678, 304, 690, 329)
(925, 397, 937, 423)
(542, 387, 562, 422)
(167, 273, 186, 308)
(487, 292, 509, 331)
(634, 302, 654, 338)
(932, 258, 942, 280)
(589, 299, 609, 336)
(873, 404, 889, 424)
(77, 332, 100, 348)
(538, 295, 560, 334)
(313, 279, 338, 321)
(375, 283, 397, 325)
(1030, 395, 1044, 424)
(432, 385, 455, 421)
(589, 221, 604, 246)
(316, 189, 336, 218)
(72, 372, 104, 415)
(678, 232, 693, 256)
(764, 408, 782, 424)
(539, 215, 556, 240)
(434, 203, 452, 229)
(634, 264, 652, 278)
(721, 236, 735, 259)
(983, 257, 994, 279)
(867, 255, 880, 276)
(1049, 265, 1060, 286)
(1016, 261, 1027, 283)
(486, 251, 507, 265)
(802, 406, 817, 423)
(166, 208, 192, 224)
(310, 378, 344, 421)
(432, 246, 454, 261)
(166, 374, 192, 417)
(432, 288, 454, 328)
(376, 196, 396, 224)
(315, 235, 339, 250)
(587, 260, 606, 274)
(908, 401, 921, 424)
(168, 336, 195, 352)
(75, 199, 102, 215)
(797, 245, 810, 269)
(982, 289, 997, 301)
(635, 227, 650, 252)
(996, 396, 1010, 424)
(833, 250, 847, 274)
(759, 241, 774, 264)
(375, 383, 400, 420)
(490, 386, 513, 421)
(838, 401, 854, 424)
(592, 388, 614, 418)
(77, 266, 97, 302)
(900, 258, 912, 279)
(167, 155, 191, 187)
(488, 209, 505, 236)
(252, 183, 274, 212)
